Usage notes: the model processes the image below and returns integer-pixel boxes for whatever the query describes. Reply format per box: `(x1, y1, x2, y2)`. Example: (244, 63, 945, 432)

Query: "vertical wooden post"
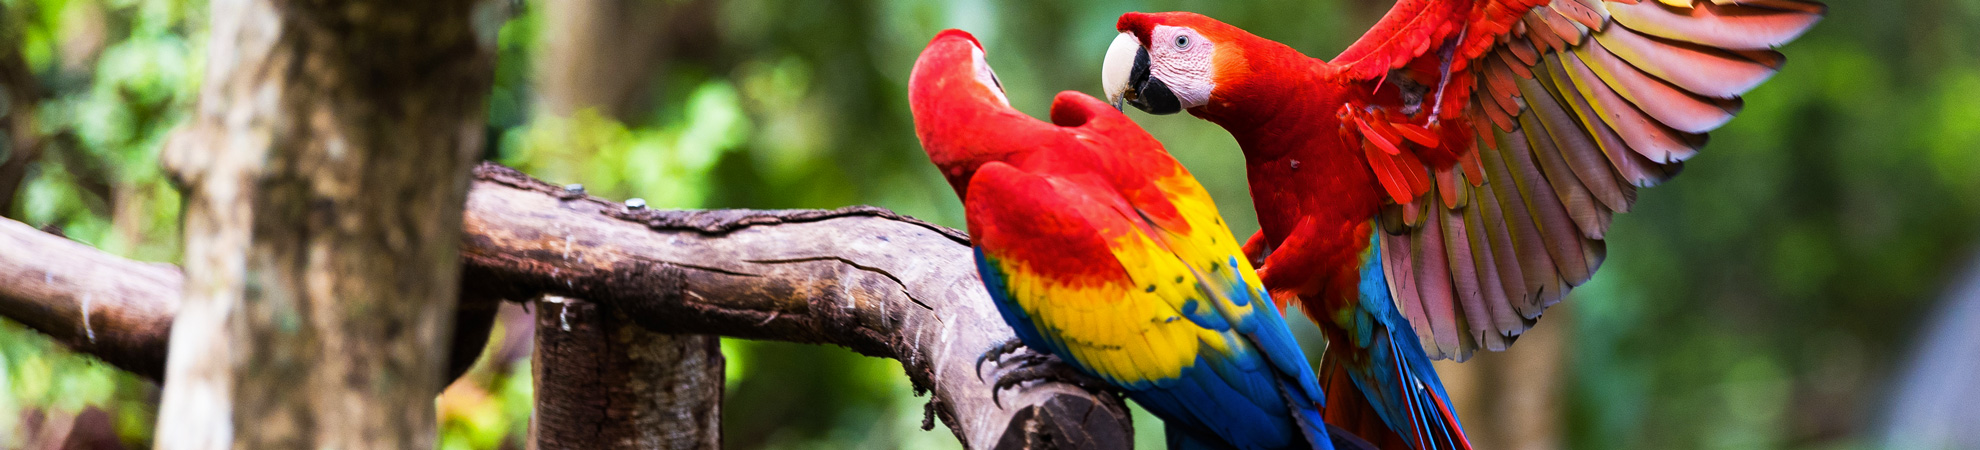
(532, 296, 724, 449)
(153, 0, 493, 447)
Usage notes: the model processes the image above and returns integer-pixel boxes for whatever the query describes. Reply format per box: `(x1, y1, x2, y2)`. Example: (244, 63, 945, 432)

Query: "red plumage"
(1111, 1, 1821, 448)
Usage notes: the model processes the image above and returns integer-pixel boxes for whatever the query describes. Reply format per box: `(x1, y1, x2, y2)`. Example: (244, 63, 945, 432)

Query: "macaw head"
(1102, 12, 1259, 115)
(909, 29, 1019, 197)
(913, 29, 1168, 200)
(912, 29, 1011, 113)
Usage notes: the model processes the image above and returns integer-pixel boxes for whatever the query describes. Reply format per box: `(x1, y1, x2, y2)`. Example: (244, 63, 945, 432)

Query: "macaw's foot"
(979, 346, 1114, 408)
(975, 337, 1032, 381)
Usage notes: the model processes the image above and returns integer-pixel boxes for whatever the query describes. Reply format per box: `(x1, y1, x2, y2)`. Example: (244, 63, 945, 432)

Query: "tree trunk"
(152, 0, 493, 447)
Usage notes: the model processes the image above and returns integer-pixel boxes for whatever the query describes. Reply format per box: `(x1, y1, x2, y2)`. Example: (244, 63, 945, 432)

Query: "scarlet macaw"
(910, 29, 1351, 450)
(1099, 1, 1822, 449)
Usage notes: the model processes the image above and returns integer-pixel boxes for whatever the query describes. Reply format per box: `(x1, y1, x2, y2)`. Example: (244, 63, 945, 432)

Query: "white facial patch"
(1149, 25, 1215, 109)
(971, 46, 1011, 107)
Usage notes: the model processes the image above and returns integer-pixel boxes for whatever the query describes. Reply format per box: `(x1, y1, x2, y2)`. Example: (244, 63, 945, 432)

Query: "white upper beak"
(1101, 32, 1141, 111)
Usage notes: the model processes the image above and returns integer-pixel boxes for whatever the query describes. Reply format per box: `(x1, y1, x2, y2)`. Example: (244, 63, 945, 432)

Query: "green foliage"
(1, 0, 197, 445)
(437, 322, 533, 450)
(502, 80, 749, 208)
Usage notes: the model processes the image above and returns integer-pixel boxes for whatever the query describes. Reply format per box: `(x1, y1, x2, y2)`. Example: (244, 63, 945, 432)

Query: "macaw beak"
(1102, 32, 1182, 115)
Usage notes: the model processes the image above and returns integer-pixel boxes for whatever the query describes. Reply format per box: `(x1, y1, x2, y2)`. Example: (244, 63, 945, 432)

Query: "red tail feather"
(1430, 386, 1474, 450)
(1321, 362, 1413, 450)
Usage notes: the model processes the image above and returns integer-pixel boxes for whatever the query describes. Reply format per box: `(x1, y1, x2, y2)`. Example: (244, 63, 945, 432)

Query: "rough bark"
(530, 296, 723, 450)
(0, 215, 522, 385)
(0, 163, 1134, 450)
(464, 163, 1132, 450)
(152, 0, 493, 447)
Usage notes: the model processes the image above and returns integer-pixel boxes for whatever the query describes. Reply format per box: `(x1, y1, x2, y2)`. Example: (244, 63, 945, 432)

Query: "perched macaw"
(909, 29, 1349, 450)
(1099, 1, 1822, 449)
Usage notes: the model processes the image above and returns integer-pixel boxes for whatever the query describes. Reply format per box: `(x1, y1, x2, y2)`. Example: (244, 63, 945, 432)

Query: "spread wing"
(966, 158, 1327, 444)
(1335, 0, 1823, 360)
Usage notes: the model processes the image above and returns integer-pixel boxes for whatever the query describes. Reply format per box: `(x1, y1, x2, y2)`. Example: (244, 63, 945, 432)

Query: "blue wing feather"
(955, 106, 1335, 450)
(977, 248, 1333, 450)
(1337, 231, 1470, 449)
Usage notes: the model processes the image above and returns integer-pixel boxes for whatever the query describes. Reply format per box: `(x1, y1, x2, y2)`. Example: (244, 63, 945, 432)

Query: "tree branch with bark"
(0, 162, 1133, 450)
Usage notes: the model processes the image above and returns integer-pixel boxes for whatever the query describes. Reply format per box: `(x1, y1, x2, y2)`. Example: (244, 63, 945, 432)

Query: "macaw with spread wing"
(1099, 1, 1821, 449)
(909, 29, 1359, 450)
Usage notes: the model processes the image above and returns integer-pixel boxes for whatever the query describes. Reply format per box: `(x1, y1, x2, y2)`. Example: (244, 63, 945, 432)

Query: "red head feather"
(908, 30, 1032, 198)
(1114, 12, 1322, 123)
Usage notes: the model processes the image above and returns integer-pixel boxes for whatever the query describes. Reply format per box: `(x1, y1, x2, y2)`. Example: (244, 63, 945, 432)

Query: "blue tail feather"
(1116, 353, 1336, 450)
(1344, 232, 1471, 450)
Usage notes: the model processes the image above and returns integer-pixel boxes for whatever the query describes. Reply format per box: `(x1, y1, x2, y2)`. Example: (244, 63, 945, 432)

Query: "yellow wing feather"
(970, 165, 1268, 387)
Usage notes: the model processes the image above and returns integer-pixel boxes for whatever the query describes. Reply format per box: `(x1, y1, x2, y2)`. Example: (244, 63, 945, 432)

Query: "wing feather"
(1334, 0, 1816, 359)
(1461, 184, 1529, 337)
(1541, 51, 1674, 187)
(1594, 24, 1781, 99)
(1609, 0, 1822, 49)
(1409, 205, 1464, 360)
(1468, 167, 1537, 319)
(1516, 104, 1612, 240)
(1580, 34, 1738, 134)
(1523, 65, 1632, 214)
(967, 159, 1338, 443)
(1503, 125, 1597, 285)
(1380, 231, 1436, 350)
(1477, 130, 1570, 313)
(967, 163, 1205, 387)
(1560, 48, 1705, 163)
(1437, 194, 1504, 351)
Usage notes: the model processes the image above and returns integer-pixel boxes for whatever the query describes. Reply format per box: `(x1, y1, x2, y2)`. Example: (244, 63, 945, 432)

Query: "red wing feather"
(1335, 0, 1818, 360)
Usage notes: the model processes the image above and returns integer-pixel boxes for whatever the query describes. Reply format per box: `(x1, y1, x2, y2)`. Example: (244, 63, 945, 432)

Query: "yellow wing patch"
(973, 165, 1272, 388)
(1006, 185, 1272, 386)
(1142, 173, 1275, 323)
(1001, 230, 1237, 386)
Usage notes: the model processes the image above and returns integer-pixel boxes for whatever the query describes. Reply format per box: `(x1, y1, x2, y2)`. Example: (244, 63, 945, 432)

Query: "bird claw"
(975, 338, 1115, 408)
(974, 338, 1028, 382)
(983, 351, 1114, 409)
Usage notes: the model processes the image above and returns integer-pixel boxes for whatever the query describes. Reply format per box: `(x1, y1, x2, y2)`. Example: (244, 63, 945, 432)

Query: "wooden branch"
(0, 219, 178, 381)
(462, 163, 1131, 449)
(0, 218, 501, 384)
(0, 163, 1133, 449)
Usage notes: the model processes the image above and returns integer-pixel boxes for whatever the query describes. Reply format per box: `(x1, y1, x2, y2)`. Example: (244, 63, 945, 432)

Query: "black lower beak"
(1124, 48, 1181, 115)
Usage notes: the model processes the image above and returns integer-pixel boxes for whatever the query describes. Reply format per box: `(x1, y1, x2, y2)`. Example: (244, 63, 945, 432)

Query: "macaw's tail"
(1164, 418, 1359, 450)
(1324, 423, 1382, 450)
(1322, 361, 1412, 450)
(1321, 332, 1472, 450)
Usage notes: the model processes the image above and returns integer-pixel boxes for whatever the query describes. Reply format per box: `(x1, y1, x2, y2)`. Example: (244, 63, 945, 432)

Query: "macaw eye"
(1174, 35, 1191, 50)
